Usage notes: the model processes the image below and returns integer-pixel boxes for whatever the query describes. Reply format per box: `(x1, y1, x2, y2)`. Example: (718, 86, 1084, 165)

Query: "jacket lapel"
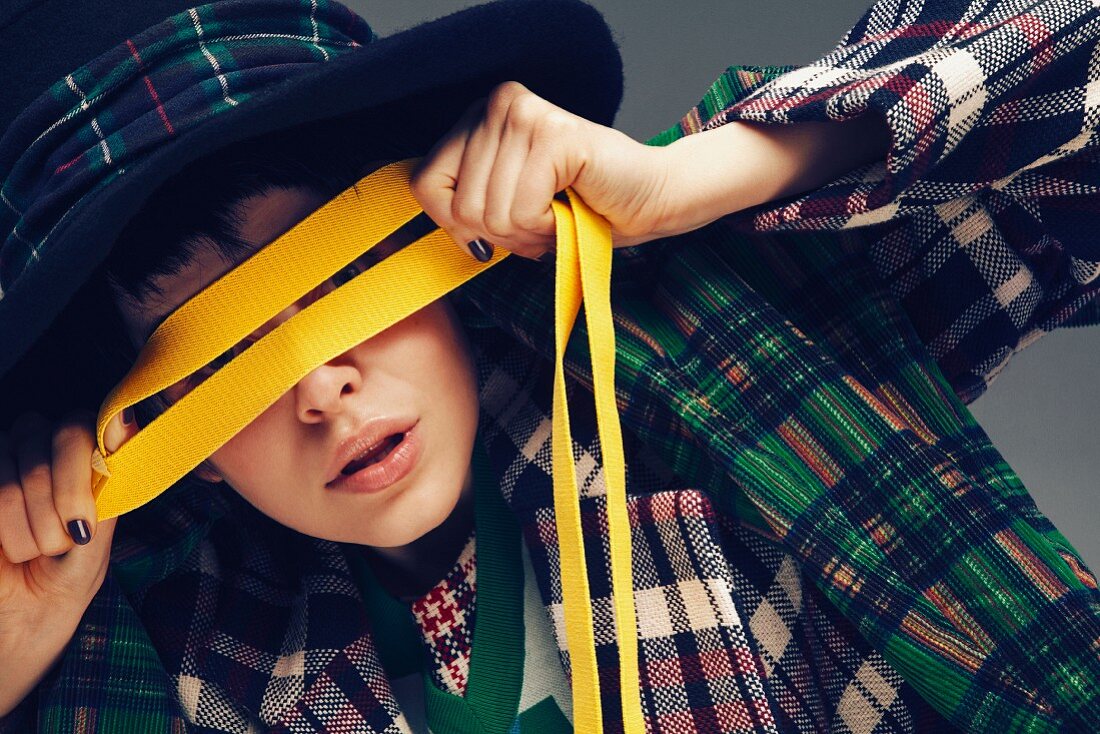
(470, 318, 781, 731)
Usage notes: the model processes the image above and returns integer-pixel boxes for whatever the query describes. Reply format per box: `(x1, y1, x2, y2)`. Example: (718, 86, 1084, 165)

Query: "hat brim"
(0, 0, 623, 422)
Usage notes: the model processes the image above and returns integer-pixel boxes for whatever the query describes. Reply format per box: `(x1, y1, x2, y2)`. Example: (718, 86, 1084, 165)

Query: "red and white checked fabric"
(7, 1, 1099, 731)
(409, 531, 477, 697)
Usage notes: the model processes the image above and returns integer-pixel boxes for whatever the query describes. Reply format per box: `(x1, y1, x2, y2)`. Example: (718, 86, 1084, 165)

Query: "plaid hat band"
(0, 0, 374, 299)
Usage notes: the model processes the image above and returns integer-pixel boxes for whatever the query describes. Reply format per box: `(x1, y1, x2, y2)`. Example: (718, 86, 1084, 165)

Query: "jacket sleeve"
(653, 0, 1100, 402)
(691, 0, 1100, 234)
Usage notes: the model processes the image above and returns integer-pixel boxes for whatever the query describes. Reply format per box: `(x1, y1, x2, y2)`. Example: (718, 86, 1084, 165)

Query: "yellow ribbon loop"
(92, 158, 642, 733)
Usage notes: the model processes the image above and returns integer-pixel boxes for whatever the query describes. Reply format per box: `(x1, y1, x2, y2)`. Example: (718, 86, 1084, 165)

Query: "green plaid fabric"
(457, 64, 1100, 730)
(4, 2, 1100, 732)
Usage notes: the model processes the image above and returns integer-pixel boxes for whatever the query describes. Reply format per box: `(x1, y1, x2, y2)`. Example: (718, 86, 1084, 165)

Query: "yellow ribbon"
(92, 158, 643, 732)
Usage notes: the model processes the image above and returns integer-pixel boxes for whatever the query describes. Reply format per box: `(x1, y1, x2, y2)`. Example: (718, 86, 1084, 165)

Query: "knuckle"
(0, 485, 23, 515)
(483, 212, 512, 239)
(488, 80, 525, 109)
(2, 544, 37, 565)
(486, 88, 513, 120)
(27, 507, 70, 555)
(451, 196, 481, 228)
(507, 92, 543, 126)
(38, 536, 72, 557)
(512, 209, 544, 232)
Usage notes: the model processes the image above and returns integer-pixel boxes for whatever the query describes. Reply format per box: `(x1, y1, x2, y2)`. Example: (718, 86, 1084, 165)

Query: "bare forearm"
(658, 113, 892, 235)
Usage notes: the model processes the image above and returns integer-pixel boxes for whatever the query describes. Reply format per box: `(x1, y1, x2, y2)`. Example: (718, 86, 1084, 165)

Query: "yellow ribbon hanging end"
(550, 187, 644, 734)
(84, 159, 646, 730)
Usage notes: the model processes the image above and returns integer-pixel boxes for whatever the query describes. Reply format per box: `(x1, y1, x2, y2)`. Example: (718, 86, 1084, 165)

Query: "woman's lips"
(325, 423, 421, 494)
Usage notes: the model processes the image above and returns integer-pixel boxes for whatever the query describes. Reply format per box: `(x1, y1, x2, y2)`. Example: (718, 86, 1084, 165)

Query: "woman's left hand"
(410, 80, 681, 261)
(411, 80, 892, 262)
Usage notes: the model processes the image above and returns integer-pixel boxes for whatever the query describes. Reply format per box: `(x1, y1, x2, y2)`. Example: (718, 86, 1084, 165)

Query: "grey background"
(346, 0, 1099, 566)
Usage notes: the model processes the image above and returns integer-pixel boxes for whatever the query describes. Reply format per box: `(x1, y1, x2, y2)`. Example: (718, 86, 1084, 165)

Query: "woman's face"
(113, 180, 480, 549)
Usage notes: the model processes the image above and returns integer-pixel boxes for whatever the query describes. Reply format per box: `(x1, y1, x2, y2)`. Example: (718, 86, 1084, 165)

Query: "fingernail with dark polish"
(67, 519, 91, 545)
(122, 407, 135, 425)
(467, 238, 493, 262)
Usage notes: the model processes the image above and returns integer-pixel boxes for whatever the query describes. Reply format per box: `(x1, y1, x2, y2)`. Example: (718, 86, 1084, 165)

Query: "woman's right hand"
(0, 408, 137, 717)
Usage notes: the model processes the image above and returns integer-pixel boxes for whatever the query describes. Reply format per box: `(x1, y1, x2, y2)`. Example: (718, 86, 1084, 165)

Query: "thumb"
(102, 407, 140, 455)
(41, 410, 132, 599)
(42, 515, 118, 604)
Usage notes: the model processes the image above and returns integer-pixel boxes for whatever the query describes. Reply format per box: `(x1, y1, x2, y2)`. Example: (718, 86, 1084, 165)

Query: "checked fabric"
(4, 0, 1100, 731)
(659, 0, 1100, 404)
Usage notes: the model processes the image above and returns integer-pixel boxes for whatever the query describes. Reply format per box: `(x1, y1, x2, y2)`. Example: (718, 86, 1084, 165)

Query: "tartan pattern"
(4, 0, 1100, 731)
(0, 0, 374, 297)
(117, 489, 412, 733)
(656, 0, 1100, 403)
(470, 332, 955, 733)
(409, 531, 478, 697)
(456, 193, 1100, 730)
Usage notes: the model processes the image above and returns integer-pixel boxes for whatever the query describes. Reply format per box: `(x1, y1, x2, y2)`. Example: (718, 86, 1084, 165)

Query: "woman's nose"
(294, 357, 362, 422)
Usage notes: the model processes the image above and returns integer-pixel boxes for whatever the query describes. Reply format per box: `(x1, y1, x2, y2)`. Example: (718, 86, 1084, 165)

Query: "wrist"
(659, 114, 891, 233)
(744, 114, 893, 200)
(0, 606, 80, 716)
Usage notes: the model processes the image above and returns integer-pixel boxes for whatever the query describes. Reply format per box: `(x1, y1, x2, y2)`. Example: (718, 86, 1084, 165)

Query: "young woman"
(1, 0, 1097, 731)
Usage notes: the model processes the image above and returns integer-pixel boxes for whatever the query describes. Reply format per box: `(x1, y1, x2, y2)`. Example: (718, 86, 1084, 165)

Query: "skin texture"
(113, 179, 482, 593)
(107, 82, 891, 594)
(1, 80, 890, 716)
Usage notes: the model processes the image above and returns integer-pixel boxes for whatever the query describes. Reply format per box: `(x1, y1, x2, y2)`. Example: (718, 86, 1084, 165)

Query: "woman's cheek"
(208, 399, 290, 493)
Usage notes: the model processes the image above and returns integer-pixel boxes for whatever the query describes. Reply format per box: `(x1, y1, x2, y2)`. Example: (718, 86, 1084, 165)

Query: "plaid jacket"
(657, 0, 1100, 405)
(4, 0, 1100, 731)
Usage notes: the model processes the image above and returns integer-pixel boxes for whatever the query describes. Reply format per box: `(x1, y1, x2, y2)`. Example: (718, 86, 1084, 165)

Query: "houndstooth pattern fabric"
(409, 531, 477, 697)
(6, 0, 1100, 730)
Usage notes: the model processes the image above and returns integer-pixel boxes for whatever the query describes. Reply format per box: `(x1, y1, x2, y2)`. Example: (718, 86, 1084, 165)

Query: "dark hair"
(98, 113, 423, 477)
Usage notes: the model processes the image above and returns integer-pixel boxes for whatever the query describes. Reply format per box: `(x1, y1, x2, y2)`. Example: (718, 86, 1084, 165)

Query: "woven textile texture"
(655, 0, 1100, 403)
(4, 0, 1100, 731)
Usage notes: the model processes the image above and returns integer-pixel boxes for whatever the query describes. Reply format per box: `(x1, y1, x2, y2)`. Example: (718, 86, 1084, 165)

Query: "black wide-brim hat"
(0, 0, 623, 425)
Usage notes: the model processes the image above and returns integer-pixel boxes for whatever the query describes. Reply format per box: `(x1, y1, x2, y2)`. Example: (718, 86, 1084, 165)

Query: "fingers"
(46, 514, 118, 601)
(0, 429, 36, 564)
(74, 408, 138, 540)
(411, 81, 560, 262)
(455, 95, 503, 240)
(0, 408, 138, 565)
(484, 100, 533, 242)
(49, 412, 96, 547)
(412, 96, 486, 261)
(10, 412, 69, 558)
(102, 406, 139, 455)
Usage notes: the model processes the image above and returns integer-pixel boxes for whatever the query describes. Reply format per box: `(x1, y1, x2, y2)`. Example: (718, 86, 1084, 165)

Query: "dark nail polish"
(67, 519, 91, 545)
(467, 238, 493, 262)
(122, 407, 135, 425)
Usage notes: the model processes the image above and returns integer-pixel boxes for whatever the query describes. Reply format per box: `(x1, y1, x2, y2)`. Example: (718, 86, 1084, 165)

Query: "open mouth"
(340, 433, 406, 476)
